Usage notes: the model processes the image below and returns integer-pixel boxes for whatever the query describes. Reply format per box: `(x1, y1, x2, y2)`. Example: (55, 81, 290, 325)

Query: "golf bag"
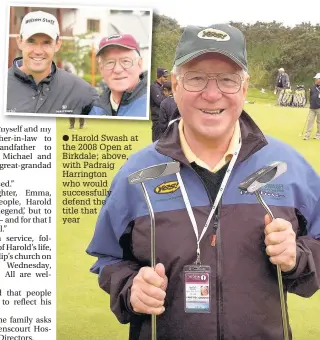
(278, 88, 293, 106)
(292, 85, 307, 107)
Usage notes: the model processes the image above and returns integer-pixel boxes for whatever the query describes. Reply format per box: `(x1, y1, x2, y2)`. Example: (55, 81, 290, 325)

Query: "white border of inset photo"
(4, 3, 153, 121)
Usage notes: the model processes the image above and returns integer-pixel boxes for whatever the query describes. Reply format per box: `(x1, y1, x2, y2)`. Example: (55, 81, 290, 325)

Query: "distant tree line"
(151, 14, 320, 89)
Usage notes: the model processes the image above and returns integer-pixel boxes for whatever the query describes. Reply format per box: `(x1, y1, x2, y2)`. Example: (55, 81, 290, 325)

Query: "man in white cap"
(303, 73, 320, 140)
(7, 10, 98, 114)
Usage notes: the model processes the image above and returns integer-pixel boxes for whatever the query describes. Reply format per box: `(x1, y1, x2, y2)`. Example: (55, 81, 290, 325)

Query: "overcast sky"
(150, 0, 319, 27)
(5, 0, 319, 28)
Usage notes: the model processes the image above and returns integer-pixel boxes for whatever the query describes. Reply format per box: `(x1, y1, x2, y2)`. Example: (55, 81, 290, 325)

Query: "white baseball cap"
(20, 11, 60, 40)
(278, 68, 285, 72)
(313, 73, 320, 79)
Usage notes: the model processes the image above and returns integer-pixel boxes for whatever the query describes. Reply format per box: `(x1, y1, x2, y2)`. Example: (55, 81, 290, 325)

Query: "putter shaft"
(140, 182, 157, 340)
(129, 162, 181, 340)
(255, 192, 289, 340)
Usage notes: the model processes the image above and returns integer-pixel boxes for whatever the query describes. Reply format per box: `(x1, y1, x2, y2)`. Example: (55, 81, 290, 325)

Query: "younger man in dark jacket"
(304, 73, 320, 140)
(150, 68, 168, 141)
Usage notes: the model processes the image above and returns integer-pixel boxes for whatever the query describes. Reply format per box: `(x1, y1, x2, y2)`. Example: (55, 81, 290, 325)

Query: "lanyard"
(176, 140, 242, 265)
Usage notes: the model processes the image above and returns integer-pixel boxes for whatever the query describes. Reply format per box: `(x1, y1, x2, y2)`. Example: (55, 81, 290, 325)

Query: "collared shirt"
(15, 58, 54, 86)
(178, 119, 241, 173)
(7, 57, 98, 114)
(110, 94, 119, 111)
(110, 79, 141, 112)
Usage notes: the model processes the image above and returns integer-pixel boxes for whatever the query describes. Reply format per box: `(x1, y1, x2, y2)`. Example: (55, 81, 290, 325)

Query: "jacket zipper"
(34, 84, 44, 110)
(157, 157, 227, 339)
(211, 213, 219, 246)
(214, 207, 224, 340)
(187, 167, 224, 340)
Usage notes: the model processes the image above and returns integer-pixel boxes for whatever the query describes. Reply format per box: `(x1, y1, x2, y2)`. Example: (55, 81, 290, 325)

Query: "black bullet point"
(63, 135, 69, 141)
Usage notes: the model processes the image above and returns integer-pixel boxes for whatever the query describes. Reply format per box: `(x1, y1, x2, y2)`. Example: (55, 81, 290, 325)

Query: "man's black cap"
(157, 68, 169, 78)
(174, 24, 248, 72)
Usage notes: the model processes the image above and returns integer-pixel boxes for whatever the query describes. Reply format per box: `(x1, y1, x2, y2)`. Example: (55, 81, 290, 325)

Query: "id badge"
(184, 265, 211, 313)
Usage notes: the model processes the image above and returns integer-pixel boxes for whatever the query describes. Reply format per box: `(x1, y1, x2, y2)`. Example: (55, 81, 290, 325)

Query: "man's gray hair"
(97, 49, 140, 63)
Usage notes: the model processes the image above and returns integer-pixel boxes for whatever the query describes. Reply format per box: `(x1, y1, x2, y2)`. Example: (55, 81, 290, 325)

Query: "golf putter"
(299, 111, 310, 137)
(239, 161, 289, 340)
(128, 161, 180, 340)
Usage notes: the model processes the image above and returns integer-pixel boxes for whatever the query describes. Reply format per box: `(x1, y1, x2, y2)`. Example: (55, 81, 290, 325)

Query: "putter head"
(128, 162, 180, 184)
(239, 161, 287, 193)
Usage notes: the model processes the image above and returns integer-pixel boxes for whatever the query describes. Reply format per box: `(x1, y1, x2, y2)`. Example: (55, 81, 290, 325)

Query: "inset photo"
(5, 5, 152, 120)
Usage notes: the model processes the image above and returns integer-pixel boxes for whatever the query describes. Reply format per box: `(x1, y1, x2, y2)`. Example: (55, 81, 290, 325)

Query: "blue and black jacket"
(88, 71, 148, 117)
(87, 111, 320, 340)
(309, 84, 320, 109)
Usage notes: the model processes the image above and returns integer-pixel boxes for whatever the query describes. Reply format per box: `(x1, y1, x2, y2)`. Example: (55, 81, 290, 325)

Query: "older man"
(275, 67, 290, 93)
(7, 10, 97, 114)
(303, 73, 320, 140)
(87, 24, 320, 340)
(88, 34, 148, 117)
(275, 67, 291, 105)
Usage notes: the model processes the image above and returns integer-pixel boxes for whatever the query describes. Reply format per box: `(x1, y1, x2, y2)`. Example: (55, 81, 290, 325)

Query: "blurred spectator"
(274, 68, 290, 105)
(150, 67, 169, 141)
(303, 73, 320, 140)
(158, 81, 178, 136)
(275, 67, 290, 93)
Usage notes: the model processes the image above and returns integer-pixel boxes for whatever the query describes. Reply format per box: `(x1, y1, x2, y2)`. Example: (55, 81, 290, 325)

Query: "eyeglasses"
(100, 57, 137, 70)
(178, 71, 244, 94)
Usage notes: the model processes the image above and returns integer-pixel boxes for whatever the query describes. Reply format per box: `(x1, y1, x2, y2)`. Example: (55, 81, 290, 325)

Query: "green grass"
(247, 87, 278, 105)
(247, 104, 320, 339)
(56, 105, 319, 340)
(57, 119, 151, 340)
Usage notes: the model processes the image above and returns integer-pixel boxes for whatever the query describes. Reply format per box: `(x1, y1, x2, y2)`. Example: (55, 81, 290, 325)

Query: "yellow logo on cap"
(198, 28, 230, 41)
(154, 181, 180, 194)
